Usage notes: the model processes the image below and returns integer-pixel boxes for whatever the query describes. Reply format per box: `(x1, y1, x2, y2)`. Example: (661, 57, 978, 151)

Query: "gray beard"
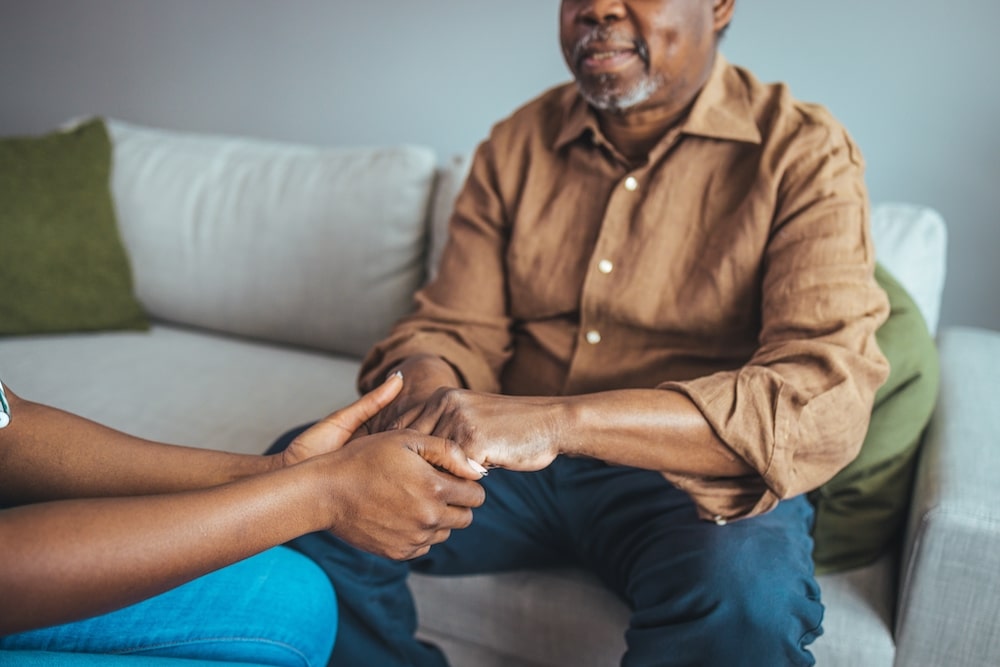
(576, 72, 663, 114)
(570, 29, 661, 114)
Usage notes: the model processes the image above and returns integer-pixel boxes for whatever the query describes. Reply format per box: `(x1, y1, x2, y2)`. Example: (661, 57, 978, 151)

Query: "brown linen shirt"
(359, 54, 890, 521)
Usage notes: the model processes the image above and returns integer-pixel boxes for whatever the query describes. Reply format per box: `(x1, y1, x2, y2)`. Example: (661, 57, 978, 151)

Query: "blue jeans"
(0, 546, 336, 667)
(269, 427, 824, 667)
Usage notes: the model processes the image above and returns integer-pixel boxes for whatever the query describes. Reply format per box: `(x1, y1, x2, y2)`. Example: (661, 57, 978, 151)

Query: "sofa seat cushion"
(409, 552, 896, 667)
(106, 119, 437, 358)
(0, 324, 361, 454)
(410, 568, 627, 667)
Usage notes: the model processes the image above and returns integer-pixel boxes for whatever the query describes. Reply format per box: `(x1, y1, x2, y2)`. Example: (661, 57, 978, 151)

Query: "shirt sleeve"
(358, 139, 514, 393)
(0, 377, 10, 428)
(662, 121, 891, 521)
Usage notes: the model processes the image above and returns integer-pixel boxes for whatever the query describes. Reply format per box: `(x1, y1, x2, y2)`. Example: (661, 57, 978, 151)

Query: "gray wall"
(2, 0, 997, 331)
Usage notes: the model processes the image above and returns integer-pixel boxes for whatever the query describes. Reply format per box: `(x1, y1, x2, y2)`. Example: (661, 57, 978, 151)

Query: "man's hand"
(279, 372, 405, 467)
(315, 430, 486, 560)
(405, 388, 564, 472)
(365, 355, 464, 435)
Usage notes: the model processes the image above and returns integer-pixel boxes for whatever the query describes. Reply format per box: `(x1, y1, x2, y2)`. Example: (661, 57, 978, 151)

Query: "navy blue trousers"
(268, 427, 823, 667)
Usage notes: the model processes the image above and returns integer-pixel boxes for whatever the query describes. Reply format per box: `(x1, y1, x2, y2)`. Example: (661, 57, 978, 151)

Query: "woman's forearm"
(0, 461, 327, 635)
(0, 392, 277, 505)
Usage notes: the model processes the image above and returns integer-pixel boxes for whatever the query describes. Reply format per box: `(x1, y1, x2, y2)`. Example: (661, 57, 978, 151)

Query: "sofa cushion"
(869, 203, 947, 335)
(0, 119, 148, 336)
(106, 119, 437, 358)
(428, 155, 472, 282)
(0, 324, 362, 455)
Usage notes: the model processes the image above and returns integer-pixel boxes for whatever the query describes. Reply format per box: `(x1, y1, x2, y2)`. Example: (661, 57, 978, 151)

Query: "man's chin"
(578, 83, 653, 115)
(577, 78, 658, 114)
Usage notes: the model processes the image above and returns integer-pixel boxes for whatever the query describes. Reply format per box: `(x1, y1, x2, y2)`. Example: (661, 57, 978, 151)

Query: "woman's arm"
(0, 376, 486, 635)
(0, 386, 278, 504)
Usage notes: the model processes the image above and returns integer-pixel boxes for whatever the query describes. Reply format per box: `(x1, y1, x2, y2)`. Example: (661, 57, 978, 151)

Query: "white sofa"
(2, 119, 999, 667)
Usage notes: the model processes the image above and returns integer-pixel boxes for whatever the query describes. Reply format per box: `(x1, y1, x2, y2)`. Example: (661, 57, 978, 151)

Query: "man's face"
(560, 0, 730, 115)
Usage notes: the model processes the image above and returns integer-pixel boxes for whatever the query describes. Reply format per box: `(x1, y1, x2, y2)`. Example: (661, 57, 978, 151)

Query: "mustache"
(571, 26, 650, 68)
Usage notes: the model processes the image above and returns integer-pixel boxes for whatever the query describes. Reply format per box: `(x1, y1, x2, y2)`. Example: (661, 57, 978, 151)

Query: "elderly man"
(277, 0, 889, 664)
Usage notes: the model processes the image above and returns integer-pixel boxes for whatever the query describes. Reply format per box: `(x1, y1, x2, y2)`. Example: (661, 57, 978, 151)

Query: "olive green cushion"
(0, 119, 147, 336)
(811, 263, 939, 574)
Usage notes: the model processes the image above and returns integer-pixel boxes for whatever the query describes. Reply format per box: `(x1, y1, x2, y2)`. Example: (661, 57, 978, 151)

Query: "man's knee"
(626, 568, 823, 666)
(700, 571, 822, 665)
(622, 498, 822, 666)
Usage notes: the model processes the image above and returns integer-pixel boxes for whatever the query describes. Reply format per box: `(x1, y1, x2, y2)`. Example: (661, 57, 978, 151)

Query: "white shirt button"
(624, 176, 639, 192)
(713, 515, 728, 526)
(585, 330, 602, 345)
(597, 259, 614, 274)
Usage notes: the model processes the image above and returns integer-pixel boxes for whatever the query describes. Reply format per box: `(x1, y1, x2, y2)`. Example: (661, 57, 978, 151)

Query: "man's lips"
(579, 47, 640, 73)
(574, 37, 644, 74)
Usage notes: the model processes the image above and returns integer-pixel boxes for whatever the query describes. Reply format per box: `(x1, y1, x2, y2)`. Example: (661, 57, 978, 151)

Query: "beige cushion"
(0, 325, 361, 455)
(869, 203, 947, 335)
(107, 119, 437, 357)
(427, 154, 472, 282)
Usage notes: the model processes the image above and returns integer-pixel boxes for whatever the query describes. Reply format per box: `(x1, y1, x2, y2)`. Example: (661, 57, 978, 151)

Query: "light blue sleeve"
(0, 376, 10, 428)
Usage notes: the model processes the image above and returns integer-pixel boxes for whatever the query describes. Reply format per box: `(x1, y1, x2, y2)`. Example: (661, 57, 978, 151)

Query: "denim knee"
(624, 565, 823, 667)
(617, 497, 823, 667)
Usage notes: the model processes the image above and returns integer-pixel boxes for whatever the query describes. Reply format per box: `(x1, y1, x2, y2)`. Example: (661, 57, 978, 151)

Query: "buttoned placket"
(564, 166, 645, 392)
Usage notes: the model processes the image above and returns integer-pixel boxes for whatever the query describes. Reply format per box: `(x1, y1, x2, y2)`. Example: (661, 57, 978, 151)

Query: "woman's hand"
(312, 429, 487, 560)
(278, 372, 405, 467)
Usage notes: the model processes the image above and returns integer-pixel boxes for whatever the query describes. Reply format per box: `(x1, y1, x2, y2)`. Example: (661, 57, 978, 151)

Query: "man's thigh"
(557, 459, 823, 667)
(414, 464, 573, 575)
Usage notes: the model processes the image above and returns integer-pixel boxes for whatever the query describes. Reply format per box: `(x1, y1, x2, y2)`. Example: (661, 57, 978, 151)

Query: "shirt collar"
(554, 53, 761, 151)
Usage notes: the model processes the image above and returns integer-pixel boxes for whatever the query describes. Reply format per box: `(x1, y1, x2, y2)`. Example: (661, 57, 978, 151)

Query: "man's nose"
(577, 0, 627, 25)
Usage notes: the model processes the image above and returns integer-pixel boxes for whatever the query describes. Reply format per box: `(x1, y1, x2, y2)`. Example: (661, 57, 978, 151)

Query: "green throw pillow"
(0, 118, 148, 335)
(810, 263, 939, 574)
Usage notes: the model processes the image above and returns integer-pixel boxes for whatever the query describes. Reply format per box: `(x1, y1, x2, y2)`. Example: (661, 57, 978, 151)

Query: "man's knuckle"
(416, 506, 440, 529)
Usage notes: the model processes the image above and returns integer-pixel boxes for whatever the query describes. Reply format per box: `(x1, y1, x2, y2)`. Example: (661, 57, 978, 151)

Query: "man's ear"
(713, 0, 735, 34)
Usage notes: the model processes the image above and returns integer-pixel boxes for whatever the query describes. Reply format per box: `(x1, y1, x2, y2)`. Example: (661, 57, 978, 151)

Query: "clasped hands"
(270, 357, 562, 562)
(366, 356, 564, 474)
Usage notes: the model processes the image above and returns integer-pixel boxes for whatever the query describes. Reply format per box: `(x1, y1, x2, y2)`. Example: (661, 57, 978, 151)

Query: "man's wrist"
(552, 397, 582, 457)
(389, 354, 462, 388)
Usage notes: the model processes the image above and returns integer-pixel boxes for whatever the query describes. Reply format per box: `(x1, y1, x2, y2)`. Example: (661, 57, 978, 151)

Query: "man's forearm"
(405, 385, 755, 479)
(557, 389, 753, 478)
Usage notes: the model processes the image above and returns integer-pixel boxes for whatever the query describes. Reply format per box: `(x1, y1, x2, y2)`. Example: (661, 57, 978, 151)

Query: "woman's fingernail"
(467, 458, 489, 476)
(387, 370, 403, 382)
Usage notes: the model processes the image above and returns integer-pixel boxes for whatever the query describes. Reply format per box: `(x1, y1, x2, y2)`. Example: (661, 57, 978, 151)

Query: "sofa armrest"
(895, 326, 1000, 667)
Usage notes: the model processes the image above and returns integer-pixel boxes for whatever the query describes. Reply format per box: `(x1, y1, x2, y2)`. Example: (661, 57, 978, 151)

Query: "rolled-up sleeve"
(663, 122, 890, 520)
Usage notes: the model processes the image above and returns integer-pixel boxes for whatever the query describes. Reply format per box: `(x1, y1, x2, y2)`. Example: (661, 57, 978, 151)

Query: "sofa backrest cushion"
(0, 119, 149, 336)
(868, 203, 947, 336)
(107, 119, 436, 358)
